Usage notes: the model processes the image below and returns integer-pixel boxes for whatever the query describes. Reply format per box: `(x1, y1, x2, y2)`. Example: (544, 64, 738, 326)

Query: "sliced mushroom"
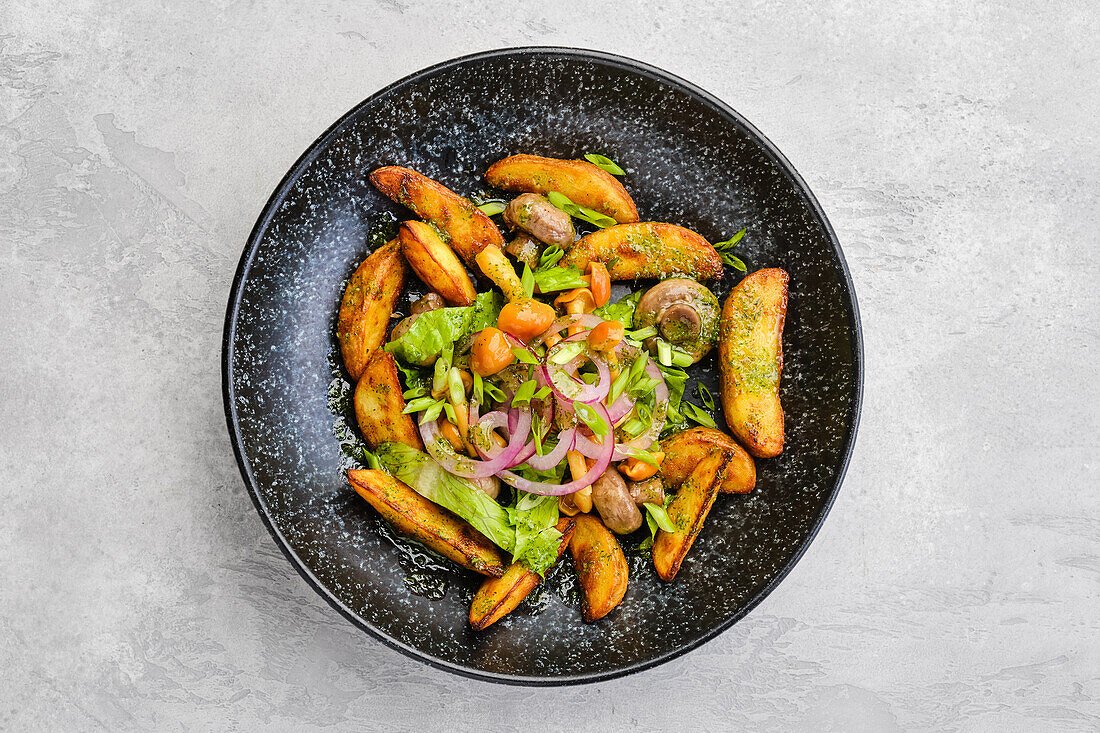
(505, 231, 543, 269)
(635, 278, 720, 364)
(503, 193, 575, 248)
(591, 466, 643, 534)
(628, 476, 665, 507)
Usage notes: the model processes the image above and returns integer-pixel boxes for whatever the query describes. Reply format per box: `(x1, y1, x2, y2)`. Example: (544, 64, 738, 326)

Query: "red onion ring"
(613, 361, 669, 458)
(420, 408, 532, 478)
(541, 342, 610, 405)
(524, 428, 577, 471)
(498, 403, 615, 496)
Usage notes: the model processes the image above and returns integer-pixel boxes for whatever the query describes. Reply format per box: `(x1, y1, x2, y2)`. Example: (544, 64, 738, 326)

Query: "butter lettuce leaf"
(384, 291, 501, 366)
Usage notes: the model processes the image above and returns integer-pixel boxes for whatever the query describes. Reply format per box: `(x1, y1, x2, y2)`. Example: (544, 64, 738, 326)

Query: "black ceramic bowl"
(223, 47, 862, 684)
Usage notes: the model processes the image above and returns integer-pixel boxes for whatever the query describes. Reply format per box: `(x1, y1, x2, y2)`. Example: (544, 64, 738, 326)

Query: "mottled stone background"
(1, 1, 1097, 731)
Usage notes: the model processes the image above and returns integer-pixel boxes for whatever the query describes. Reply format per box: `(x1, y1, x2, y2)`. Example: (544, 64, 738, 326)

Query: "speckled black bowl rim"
(222, 47, 863, 686)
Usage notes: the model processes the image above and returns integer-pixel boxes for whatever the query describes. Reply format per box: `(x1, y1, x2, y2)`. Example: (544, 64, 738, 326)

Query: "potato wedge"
(563, 223, 723, 281)
(398, 220, 476, 306)
(370, 166, 503, 264)
(336, 239, 407, 380)
(660, 427, 756, 494)
(348, 469, 504, 577)
(719, 268, 789, 457)
(485, 154, 639, 224)
(353, 350, 423, 450)
(468, 518, 576, 631)
(653, 451, 730, 582)
(569, 514, 629, 622)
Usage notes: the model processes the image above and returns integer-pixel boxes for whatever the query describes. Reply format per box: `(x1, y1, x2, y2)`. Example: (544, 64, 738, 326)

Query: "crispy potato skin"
(468, 518, 576, 631)
(347, 469, 505, 577)
(353, 350, 423, 451)
(719, 268, 789, 457)
(370, 166, 503, 264)
(485, 154, 639, 224)
(398, 220, 476, 306)
(569, 514, 629, 622)
(336, 239, 407, 380)
(653, 452, 730, 582)
(660, 427, 756, 494)
(563, 223, 723, 281)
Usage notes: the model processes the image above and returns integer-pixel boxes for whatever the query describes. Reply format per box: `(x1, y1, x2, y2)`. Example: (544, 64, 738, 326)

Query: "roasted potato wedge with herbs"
(348, 469, 504, 577)
(719, 268, 789, 457)
(660, 427, 756, 495)
(336, 239, 407, 380)
(563, 223, 723, 281)
(398, 220, 477, 306)
(370, 166, 504, 264)
(569, 514, 629, 622)
(469, 518, 576, 631)
(354, 350, 423, 450)
(653, 451, 730, 582)
(485, 154, 639, 224)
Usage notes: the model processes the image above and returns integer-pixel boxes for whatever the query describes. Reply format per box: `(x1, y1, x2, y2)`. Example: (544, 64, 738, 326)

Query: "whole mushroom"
(503, 193, 576, 248)
(634, 278, 720, 364)
(591, 466, 643, 534)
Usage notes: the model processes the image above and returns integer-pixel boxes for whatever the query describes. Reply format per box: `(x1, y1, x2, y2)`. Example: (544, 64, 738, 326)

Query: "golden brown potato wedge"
(563, 223, 723, 281)
(336, 239, 407, 380)
(660, 427, 756, 494)
(485, 154, 639, 224)
(353, 350, 423, 450)
(719, 268, 789, 457)
(468, 518, 576, 631)
(569, 514, 629, 622)
(653, 451, 730, 582)
(398, 220, 476, 306)
(370, 166, 503, 264)
(348, 469, 505, 577)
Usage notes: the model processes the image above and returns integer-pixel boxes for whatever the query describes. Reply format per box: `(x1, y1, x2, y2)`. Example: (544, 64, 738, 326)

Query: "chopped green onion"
(484, 381, 507, 403)
(626, 325, 657, 341)
(682, 401, 717, 428)
(477, 201, 507, 216)
(403, 396, 440, 414)
(447, 367, 465, 406)
(626, 448, 662, 468)
(472, 371, 485, 405)
(511, 379, 538, 407)
(533, 385, 552, 401)
(546, 190, 617, 229)
(443, 402, 457, 423)
(621, 418, 645, 437)
(609, 367, 631, 404)
(696, 383, 715, 410)
(419, 401, 444, 424)
(511, 346, 538, 364)
(539, 244, 564, 269)
(583, 153, 626, 176)
(713, 228, 746, 250)
(549, 341, 586, 365)
(402, 386, 428, 400)
(670, 348, 694, 368)
(574, 401, 610, 437)
(643, 502, 677, 533)
(656, 339, 672, 366)
(521, 262, 535, 298)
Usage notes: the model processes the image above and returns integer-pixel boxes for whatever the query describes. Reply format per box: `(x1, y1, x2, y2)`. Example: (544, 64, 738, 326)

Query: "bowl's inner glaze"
(227, 50, 859, 683)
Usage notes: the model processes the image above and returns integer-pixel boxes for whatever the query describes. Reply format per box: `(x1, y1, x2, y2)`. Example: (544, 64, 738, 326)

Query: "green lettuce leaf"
(384, 291, 501, 366)
(374, 442, 562, 576)
(593, 290, 642, 328)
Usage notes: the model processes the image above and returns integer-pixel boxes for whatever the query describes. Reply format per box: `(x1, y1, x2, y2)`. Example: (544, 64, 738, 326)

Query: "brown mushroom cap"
(504, 193, 576, 248)
(591, 466, 643, 534)
(634, 278, 720, 364)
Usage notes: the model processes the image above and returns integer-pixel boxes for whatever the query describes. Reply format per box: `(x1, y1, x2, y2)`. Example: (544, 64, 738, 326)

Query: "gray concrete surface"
(2, 1, 1098, 730)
